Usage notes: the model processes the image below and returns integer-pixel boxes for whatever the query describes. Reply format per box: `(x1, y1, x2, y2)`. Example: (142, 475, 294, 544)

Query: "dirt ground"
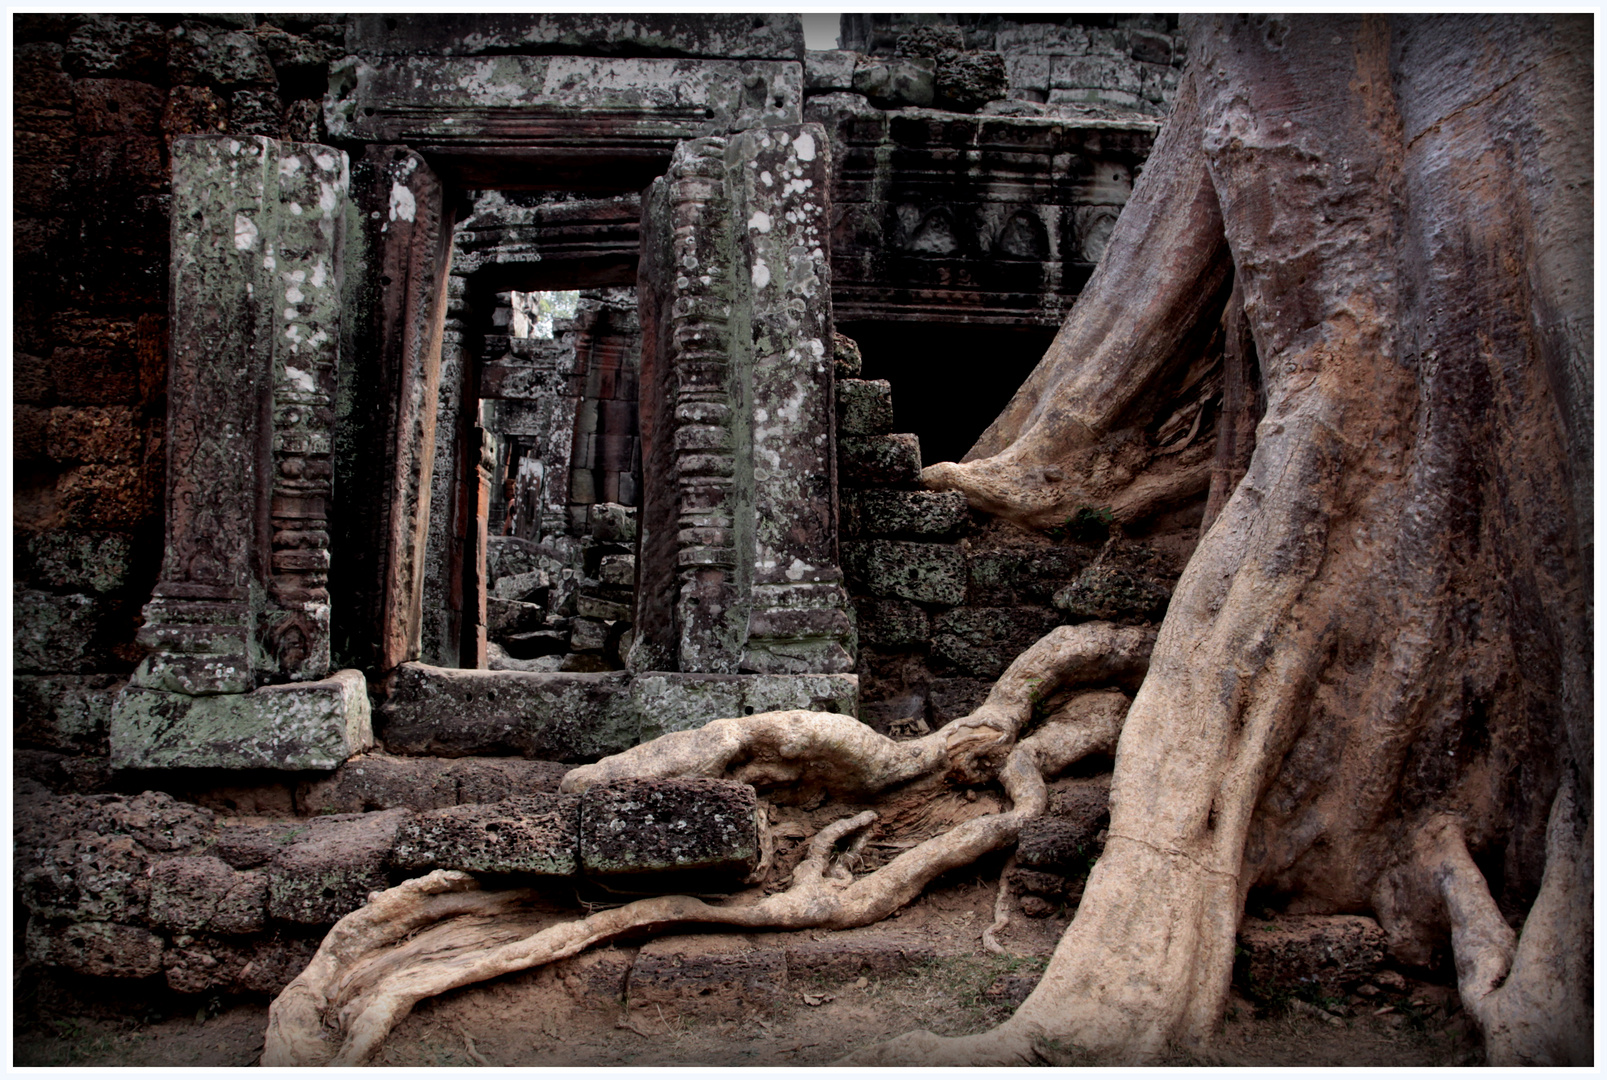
(14, 871, 1483, 1068)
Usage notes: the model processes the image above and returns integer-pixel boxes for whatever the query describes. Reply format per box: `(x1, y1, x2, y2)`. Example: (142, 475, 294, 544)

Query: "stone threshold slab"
(378, 663, 859, 760)
(109, 669, 373, 771)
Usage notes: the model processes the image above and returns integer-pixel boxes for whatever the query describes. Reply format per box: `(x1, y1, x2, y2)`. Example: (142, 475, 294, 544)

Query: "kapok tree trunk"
(909, 14, 1591, 1065)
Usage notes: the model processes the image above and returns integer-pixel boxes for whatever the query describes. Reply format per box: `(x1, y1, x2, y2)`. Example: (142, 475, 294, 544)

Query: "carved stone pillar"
(111, 135, 372, 770)
(729, 127, 855, 674)
(634, 126, 854, 675)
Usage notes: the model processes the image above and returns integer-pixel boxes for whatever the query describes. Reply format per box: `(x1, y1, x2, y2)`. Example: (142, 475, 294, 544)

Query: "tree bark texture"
(915, 13, 1591, 1064)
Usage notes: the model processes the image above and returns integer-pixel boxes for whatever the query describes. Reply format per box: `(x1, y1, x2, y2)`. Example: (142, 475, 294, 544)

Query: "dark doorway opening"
(837, 321, 1057, 466)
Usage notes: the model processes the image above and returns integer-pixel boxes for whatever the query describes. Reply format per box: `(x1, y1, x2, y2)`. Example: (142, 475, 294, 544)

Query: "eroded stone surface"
(147, 855, 267, 935)
(392, 794, 580, 876)
(1236, 915, 1388, 998)
(265, 808, 411, 925)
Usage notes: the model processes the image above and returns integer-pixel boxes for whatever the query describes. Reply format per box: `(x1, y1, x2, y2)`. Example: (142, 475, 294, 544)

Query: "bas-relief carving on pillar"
(112, 135, 373, 771)
(134, 135, 345, 694)
(635, 128, 854, 676)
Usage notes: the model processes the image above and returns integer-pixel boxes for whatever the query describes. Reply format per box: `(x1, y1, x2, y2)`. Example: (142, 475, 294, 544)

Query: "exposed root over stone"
(261, 623, 1149, 1066)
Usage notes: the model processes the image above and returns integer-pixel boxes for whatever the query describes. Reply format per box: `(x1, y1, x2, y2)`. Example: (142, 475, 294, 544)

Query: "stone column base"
(109, 669, 373, 771)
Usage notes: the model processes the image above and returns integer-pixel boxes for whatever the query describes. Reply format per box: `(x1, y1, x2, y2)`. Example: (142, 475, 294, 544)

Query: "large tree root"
(1427, 781, 1593, 1066)
(261, 624, 1149, 1066)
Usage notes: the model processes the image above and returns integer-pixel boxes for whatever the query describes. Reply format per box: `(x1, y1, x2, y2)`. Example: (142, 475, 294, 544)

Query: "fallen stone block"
(780, 930, 943, 981)
(579, 778, 760, 881)
(148, 855, 266, 935)
(551, 945, 637, 1006)
(1022, 777, 1112, 867)
(1236, 914, 1388, 998)
(627, 934, 788, 1020)
(491, 570, 549, 602)
(392, 794, 580, 876)
(266, 808, 412, 925)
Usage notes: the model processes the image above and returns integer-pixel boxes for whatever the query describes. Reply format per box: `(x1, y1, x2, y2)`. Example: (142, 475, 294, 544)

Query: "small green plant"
(1048, 506, 1116, 545)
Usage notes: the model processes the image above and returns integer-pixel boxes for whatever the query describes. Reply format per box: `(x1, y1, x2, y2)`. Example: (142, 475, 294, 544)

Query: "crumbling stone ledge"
(15, 774, 761, 997)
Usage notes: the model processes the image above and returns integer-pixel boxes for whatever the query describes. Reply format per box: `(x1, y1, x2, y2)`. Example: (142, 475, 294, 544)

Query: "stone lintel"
(345, 14, 805, 62)
(109, 669, 374, 771)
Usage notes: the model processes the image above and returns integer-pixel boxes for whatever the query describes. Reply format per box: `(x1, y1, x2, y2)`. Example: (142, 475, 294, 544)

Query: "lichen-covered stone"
(14, 673, 124, 753)
(1052, 565, 1170, 623)
(20, 531, 136, 594)
(845, 489, 969, 539)
(147, 855, 267, 935)
(936, 50, 1008, 112)
(833, 331, 863, 378)
(630, 672, 860, 742)
(579, 778, 760, 880)
(1236, 915, 1388, 998)
(379, 663, 637, 762)
(931, 605, 1061, 678)
(839, 433, 922, 486)
(852, 56, 935, 107)
(491, 569, 550, 601)
(836, 378, 895, 435)
(590, 502, 638, 543)
(627, 934, 787, 1020)
(393, 794, 580, 876)
(210, 821, 305, 869)
(166, 21, 275, 86)
(65, 14, 168, 80)
(13, 588, 105, 673)
(486, 597, 546, 636)
(843, 539, 966, 605)
(805, 49, 857, 93)
(266, 808, 412, 925)
(109, 669, 374, 771)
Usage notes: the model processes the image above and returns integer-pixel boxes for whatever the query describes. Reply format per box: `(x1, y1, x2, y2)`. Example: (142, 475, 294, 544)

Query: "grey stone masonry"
(839, 433, 922, 486)
(843, 539, 966, 606)
(393, 795, 581, 876)
(843, 489, 968, 539)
